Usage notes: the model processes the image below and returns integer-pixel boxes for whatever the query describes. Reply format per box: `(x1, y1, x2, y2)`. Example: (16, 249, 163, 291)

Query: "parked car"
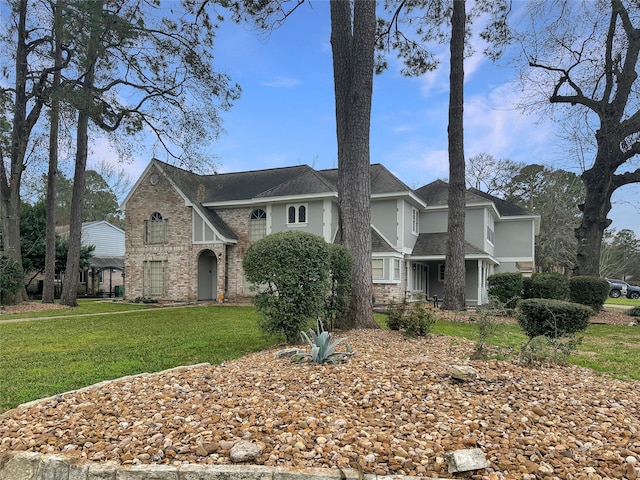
(607, 279, 640, 299)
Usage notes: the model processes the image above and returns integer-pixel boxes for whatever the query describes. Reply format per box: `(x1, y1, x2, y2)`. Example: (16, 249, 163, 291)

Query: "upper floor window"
(412, 207, 419, 235)
(287, 204, 307, 225)
(145, 212, 168, 244)
(486, 211, 495, 245)
(250, 208, 267, 241)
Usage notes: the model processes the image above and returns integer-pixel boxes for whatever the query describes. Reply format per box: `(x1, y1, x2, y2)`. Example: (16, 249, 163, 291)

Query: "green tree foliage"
(600, 229, 640, 283)
(0, 253, 23, 305)
(243, 232, 331, 344)
(20, 200, 94, 289)
(47, 171, 122, 227)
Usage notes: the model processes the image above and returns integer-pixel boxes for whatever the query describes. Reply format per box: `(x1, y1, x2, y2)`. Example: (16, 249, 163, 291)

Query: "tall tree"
(229, 0, 378, 327)
(522, 0, 640, 276)
(466, 153, 523, 194)
(60, 0, 101, 307)
(600, 229, 640, 281)
(376, 0, 509, 310)
(330, 0, 377, 327)
(0, 0, 63, 303)
(43, 0, 65, 304)
(441, 0, 466, 310)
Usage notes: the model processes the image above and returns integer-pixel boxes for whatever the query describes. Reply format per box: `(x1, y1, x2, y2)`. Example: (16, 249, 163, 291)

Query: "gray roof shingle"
(411, 232, 486, 256)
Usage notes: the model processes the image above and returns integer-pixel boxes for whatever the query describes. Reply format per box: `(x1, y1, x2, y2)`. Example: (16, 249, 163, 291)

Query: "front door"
(197, 250, 217, 300)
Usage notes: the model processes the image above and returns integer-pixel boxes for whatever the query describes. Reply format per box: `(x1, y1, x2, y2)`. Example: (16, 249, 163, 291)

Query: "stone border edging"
(0, 451, 454, 480)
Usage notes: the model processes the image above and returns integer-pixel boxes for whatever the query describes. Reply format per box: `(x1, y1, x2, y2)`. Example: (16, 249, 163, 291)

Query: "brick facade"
(125, 166, 225, 301)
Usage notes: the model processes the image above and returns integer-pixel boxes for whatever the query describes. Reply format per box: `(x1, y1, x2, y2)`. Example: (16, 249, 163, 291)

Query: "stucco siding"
(371, 200, 398, 246)
(495, 220, 534, 257)
(464, 209, 485, 250)
(420, 210, 447, 233)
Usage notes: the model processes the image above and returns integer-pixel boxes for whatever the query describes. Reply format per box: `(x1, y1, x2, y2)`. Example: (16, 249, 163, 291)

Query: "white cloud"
(261, 77, 301, 88)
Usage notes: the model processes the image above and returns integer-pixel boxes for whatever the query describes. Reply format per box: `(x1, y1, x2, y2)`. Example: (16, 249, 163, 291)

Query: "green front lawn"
(0, 305, 280, 412)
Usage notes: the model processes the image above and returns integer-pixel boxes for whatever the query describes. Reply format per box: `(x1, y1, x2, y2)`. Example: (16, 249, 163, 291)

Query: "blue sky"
(109, 1, 639, 234)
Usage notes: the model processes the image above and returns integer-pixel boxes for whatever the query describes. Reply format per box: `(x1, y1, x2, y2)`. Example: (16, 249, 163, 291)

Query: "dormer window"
(287, 204, 307, 225)
(145, 212, 168, 244)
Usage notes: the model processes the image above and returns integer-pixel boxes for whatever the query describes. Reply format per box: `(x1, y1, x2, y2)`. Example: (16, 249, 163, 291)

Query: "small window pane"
(372, 258, 384, 280)
(288, 206, 296, 224)
(298, 205, 306, 223)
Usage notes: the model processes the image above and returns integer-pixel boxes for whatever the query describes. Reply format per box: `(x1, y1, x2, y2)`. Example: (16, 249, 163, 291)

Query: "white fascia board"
(498, 214, 541, 235)
(409, 254, 500, 264)
(466, 202, 500, 217)
(371, 251, 403, 258)
(372, 191, 427, 208)
(203, 192, 337, 208)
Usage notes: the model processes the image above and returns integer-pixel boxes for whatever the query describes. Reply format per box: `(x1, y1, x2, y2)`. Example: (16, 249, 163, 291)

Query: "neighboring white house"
(54, 221, 125, 297)
(121, 159, 540, 306)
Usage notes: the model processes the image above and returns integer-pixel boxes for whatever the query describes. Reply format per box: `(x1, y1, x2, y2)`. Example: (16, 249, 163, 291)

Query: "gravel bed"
(1, 327, 639, 480)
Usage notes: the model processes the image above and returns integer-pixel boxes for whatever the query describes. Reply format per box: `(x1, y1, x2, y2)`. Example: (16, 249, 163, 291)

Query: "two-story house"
(121, 159, 539, 306)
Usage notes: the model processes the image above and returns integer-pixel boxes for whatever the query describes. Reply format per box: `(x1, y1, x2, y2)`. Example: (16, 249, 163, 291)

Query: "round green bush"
(0, 254, 24, 305)
(569, 276, 609, 311)
(324, 243, 353, 329)
(243, 231, 330, 343)
(517, 298, 593, 339)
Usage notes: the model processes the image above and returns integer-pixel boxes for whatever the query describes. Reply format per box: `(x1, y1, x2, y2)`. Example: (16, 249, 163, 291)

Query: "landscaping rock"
(445, 448, 488, 473)
(449, 364, 478, 381)
(230, 441, 263, 462)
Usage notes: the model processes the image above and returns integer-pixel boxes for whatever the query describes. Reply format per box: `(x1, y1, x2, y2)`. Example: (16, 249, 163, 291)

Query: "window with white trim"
(486, 211, 495, 245)
(145, 212, 168, 244)
(438, 263, 445, 282)
(372, 258, 384, 280)
(250, 208, 267, 241)
(412, 207, 419, 234)
(287, 204, 307, 225)
(393, 259, 401, 281)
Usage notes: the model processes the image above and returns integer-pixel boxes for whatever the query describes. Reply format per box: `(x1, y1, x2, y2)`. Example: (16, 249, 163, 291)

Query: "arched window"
(145, 212, 168, 244)
(286, 204, 308, 225)
(250, 208, 267, 241)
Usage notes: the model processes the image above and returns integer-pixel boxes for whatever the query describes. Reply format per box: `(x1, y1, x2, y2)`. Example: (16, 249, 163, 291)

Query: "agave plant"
(296, 320, 352, 364)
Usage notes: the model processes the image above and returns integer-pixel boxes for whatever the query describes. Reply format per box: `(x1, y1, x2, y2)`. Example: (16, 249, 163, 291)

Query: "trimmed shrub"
(569, 276, 610, 311)
(0, 254, 23, 305)
(324, 243, 353, 329)
(522, 276, 534, 299)
(243, 231, 330, 343)
(384, 298, 436, 337)
(517, 298, 592, 339)
(529, 272, 570, 300)
(487, 272, 523, 308)
(628, 306, 640, 318)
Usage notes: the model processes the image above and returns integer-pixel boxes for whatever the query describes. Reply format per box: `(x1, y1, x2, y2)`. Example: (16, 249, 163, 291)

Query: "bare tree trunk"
(573, 154, 615, 276)
(330, 0, 377, 329)
(60, 0, 101, 306)
(43, 0, 64, 304)
(442, 0, 467, 311)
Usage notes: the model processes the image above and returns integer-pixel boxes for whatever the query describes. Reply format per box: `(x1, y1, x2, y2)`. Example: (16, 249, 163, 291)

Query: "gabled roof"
(334, 227, 398, 254)
(415, 180, 535, 217)
(411, 232, 487, 257)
